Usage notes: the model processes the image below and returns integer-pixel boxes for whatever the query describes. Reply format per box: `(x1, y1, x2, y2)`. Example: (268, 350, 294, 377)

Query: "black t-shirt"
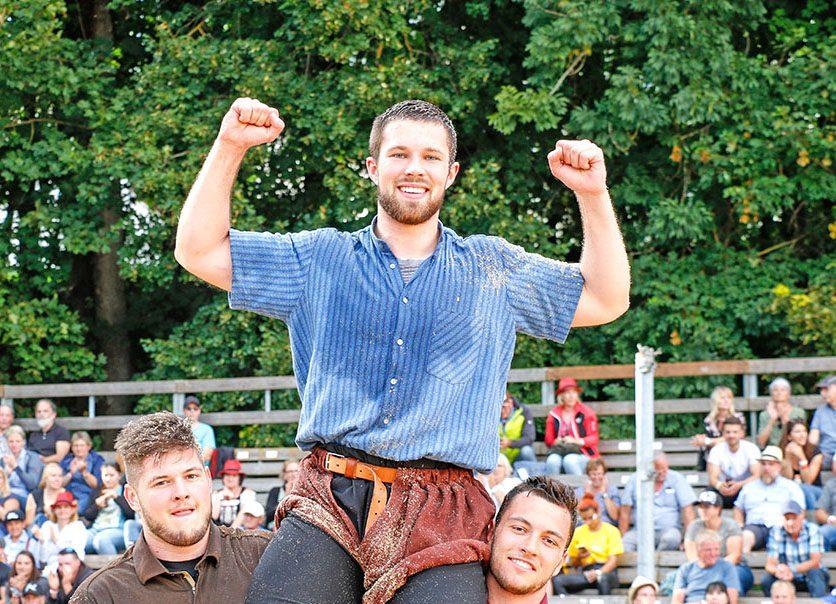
(160, 556, 201, 581)
(27, 423, 71, 457)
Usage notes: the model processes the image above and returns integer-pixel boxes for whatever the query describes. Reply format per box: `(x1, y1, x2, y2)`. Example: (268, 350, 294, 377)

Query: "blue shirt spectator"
(3, 426, 43, 501)
(810, 376, 836, 467)
(672, 529, 740, 603)
(229, 221, 583, 472)
(183, 396, 216, 465)
(59, 432, 103, 514)
(735, 474, 805, 527)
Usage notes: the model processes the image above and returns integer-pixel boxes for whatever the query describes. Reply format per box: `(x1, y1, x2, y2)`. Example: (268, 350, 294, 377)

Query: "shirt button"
(396, 338, 404, 346)
(389, 263, 396, 269)
(390, 378, 398, 385)
(383, 417, 390, 425)
(402, 296, 409, 304)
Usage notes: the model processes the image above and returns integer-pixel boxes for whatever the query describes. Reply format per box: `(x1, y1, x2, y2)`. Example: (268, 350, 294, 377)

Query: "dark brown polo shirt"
(69, 523, 270, 603)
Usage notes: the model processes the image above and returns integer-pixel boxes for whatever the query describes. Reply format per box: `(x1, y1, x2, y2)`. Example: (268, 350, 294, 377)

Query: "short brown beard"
(488, 542, 549, 596)
(377, 186, 444, 226)
(139, 500, 211, 547)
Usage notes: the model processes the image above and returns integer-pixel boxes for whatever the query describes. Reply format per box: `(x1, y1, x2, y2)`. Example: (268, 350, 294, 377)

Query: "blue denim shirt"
(229, 220, 583, 472)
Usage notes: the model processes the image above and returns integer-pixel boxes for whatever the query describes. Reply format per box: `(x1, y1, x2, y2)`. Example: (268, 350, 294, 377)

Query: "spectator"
(815, 477, 836, 551)
(4, 426, 44, 502)
(498, 392, 536, 466)
(707, 416, 761, 508)
(0, 405, 15, 459)
(477, 455, 521, 509)
(672, 530, 740, 604)
(780, 419, 823, 509)
(21, 579, 49, 604)
(685, 489, 753, 595)
(809, 375, 836, 471)
(628, 576, 658, 604)
(5, 551, 47, 604)
(59, 432, 103, 514)
(263, 460, 299, 530)
(692, 386, 746, 471)
(26, 401, 70, 465)
(235, 500, 269, 532)
(3, 512, 39, 567)
(0, 470, 22, 528)
(575, 458, 620, 526)
(544, 378, 600, 475)
(0, 538, 10, 591)
(704, 582, 730, 604)
(762, 500, 830, 598)
(553, 493, 622, 596)
(757, 378, 806, 449)
(183, 395, 215, 466)
(36, 492, 87, 572)
(486, 477, 578, 604)
(734, 446, 805, 553)
(769, 580, 796, 604)
(46, 547, 92, 603)
(211, 459, 256, 527)
(621, 452, 697, 552)
(83, 464, 130, 555)
(25, 464, 65, 528)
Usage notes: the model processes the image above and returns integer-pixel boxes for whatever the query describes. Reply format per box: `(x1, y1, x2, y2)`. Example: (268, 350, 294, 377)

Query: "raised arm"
(547, 140, 630, 327)
(175, 98, 285, 291)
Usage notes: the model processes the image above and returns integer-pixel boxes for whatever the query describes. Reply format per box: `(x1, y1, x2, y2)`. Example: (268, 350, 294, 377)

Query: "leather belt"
(324, 452, 398, 536)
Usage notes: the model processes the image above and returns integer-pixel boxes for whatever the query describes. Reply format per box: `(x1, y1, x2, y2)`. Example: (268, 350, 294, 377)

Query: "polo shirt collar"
(134, 523, 221, 584)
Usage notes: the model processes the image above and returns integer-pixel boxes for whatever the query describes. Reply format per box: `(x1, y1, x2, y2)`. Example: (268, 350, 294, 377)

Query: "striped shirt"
(767, 521, 824, 577)
(229, 219, 584, 472)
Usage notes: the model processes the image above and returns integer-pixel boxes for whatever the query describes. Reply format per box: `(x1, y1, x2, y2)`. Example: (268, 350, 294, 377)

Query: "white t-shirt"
(707, 439, 760, 482)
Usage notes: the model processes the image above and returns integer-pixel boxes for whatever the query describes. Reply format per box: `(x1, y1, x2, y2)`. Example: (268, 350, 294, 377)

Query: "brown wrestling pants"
(261, 447, 496, 603)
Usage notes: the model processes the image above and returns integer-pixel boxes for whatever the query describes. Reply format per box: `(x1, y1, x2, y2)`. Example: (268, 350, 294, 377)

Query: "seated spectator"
(5, 551, 47, 604)
(628, 576, 658, 604)
(575, 458, 620, 526)
(3, 512, 39, 566)
(25, 463, 65, 528)
(707, 416, 761, 508)
(211, 459, 256, 527)
(183, 395, 215, 466)
(3, 426, 44, 502)
(35, 492, 87, 571)
(0, 537, 10, 591)
(672, 530, 740, 604)
(544, 378, 599, 475)
(46, 547, 92, 603)
(83, 463, 130, 555)
(26, 400, 70, 465)
(770, 580, 796, 604)
(809, 375, 836, 471)
(780, 419, 823, 509)
(734, 446, 805, 552)
(485, 477, 577, 604)
(553, 493, 622, 596)
(757, 378, 806, 449)
(0, 404, 15, 458)
(235, 500, 269, 532)
(59, 432, 103, 514)
(620, 452, 696, 551)
(477, 455, 521, 509)
(21, 579, 49, 604)
(763, 500, 830, 598)
(815, 477, 836, 551)
(692, 386, 745, 471)
(264, 460, 299, 530)
(0, 469, 22, 530)
(704, 582, 730, 604)
(498, 392, 536, 466)
(685, 489, 753, 594)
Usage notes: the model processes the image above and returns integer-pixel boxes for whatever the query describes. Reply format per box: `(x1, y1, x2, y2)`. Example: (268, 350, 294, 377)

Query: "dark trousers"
(245, 514, 487, 603)
(553, 564, 618, 595)
(761, 568, 831, 598)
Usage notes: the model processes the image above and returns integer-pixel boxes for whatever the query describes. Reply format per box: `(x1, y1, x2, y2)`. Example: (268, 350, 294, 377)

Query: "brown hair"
(115, 412, 201, 485)
(496, 476, 579, 545)
(780, 419, 816, 460)
(586, 458, 607, 474)
(368, 100, 457, 164)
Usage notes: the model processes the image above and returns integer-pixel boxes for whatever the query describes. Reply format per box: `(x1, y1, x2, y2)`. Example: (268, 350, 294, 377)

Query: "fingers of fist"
(548, 140, 602, 171)
(231, 97, 283, 130)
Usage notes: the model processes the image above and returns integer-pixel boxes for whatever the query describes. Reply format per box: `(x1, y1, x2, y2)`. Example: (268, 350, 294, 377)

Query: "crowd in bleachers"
(490, 374, 836, 598)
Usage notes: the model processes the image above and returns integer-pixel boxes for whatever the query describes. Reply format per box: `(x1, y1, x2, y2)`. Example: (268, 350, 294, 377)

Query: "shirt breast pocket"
(425, 308, 484, 384)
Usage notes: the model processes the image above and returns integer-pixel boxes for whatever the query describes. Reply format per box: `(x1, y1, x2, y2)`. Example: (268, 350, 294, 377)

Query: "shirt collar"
(134, 523, 222, 584)
(365, 215, 447, 259)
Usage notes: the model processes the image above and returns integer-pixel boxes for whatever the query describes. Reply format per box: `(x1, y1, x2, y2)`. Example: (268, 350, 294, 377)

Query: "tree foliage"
(1, 0, 833, 446)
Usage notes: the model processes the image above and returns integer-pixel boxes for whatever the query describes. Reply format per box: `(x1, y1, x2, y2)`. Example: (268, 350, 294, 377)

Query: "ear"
(366, 156, 379, 186)
(553, 549, 570, 577)
(445, 161, 460, 189)
(123, 483, 141, 514)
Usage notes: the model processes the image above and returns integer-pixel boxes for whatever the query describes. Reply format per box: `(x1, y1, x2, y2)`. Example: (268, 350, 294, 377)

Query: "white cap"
(240, 500, 265, 518)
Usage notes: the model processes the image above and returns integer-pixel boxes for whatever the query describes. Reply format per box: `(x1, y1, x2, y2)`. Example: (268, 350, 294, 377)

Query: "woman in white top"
(211, 459, 256, 527)
(36, 490, 87, 571)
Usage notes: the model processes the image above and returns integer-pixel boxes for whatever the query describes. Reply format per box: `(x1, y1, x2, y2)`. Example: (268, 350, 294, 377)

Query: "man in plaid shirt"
(763, 501, 831, 597)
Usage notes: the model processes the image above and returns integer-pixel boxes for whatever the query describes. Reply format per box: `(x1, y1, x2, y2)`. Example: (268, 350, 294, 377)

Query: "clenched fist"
(218, 97, 285, 151)
(547, 139, 607, 197)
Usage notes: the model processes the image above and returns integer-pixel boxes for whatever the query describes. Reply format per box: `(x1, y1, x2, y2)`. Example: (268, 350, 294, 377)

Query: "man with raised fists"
(175, 97, 630, 603)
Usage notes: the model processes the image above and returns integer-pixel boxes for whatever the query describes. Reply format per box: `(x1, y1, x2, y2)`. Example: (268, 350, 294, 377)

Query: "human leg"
(553, 571, 593, 595)
(821, 524, 836, 551)
(561, 454, 589, 476)
(801, 568, 830, 598)
(736, 563, 754, 595)
(621, 528, 638, 552)
(800, 483, 823, 510)
(92, 527, 126, 555)
(389, 562, 486, 604)
(656, 527, 683, 551)
(244, 514, 364, 604)
(512, 460, 547, 479)
(516, 445, 537, 463)
(760, 572, 777, 597)
(85, 528, 98, 554)
(598, 569, 619, 595)
(545, 453, 563, 475)
(123, 519, 141, 548)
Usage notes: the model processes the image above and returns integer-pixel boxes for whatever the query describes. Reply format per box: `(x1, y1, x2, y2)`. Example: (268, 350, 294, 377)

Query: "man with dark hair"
(28, 399, 71, 465)
(176, 96, 629, 602)
(707, 416, 761, 508)
(69, 412, 269, 603)
(48, 547, 92, 603)
(487, 476, 578, 603)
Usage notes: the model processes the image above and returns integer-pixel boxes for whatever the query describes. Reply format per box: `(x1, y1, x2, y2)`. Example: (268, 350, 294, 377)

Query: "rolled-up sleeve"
(228, 228, 322, 322)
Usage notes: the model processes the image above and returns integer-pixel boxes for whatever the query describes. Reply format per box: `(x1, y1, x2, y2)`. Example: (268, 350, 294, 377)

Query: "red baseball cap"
(557, 377, 583, 395)
(219, 459, 246, 478)
(53, 491, 77, 508)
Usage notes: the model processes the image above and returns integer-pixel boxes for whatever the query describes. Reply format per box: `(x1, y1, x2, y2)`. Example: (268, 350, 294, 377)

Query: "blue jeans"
(515, 445, 537, 463)
(123, 519, 142, 548)
(801, 483, 823, 510)
(86, 526, 125, 555)
(821, 524, 836, 551)
(736, 563, 754, 595)
(761, 568, 830, 598)
(546, 452, 589, 475)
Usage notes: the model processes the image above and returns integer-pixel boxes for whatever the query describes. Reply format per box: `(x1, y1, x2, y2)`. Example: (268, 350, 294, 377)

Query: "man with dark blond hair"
(69, 412, 269, 603)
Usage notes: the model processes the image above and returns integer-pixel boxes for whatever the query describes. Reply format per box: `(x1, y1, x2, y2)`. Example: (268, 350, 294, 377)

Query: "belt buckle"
(324, 452, 344, 472)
